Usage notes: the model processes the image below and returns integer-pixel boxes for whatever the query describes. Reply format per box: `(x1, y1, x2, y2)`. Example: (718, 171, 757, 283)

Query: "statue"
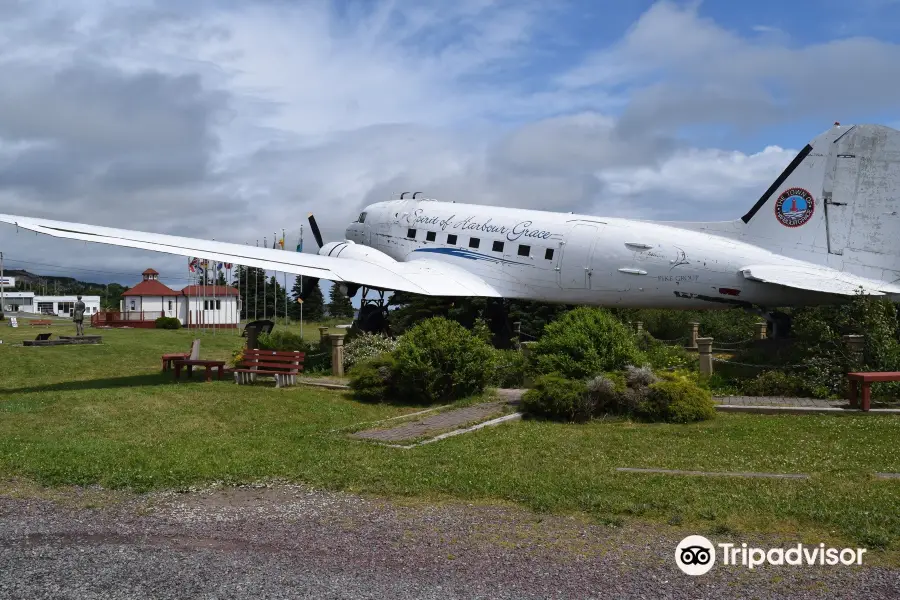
(73, 295, 85, 336)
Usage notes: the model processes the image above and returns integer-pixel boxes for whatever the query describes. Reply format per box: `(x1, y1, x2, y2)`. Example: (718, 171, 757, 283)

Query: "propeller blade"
(307, 213, 324, 248)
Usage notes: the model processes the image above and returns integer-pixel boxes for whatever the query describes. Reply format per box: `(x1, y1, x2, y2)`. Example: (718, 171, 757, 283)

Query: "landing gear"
(352, 287, 390, 334)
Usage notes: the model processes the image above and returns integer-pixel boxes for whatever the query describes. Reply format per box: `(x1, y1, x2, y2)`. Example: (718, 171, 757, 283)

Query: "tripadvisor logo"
(675, 535, 716, 575)
(675, 536, 868, 575)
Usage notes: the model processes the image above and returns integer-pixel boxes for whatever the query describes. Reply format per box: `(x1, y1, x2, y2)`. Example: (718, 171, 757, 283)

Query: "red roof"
(122, 280, 180, 297)
(180, 285, 240, 297)
(142, 268, 159, 275)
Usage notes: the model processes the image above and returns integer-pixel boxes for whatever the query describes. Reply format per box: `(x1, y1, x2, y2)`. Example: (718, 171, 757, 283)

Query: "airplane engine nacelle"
(318, 240, 396, 266)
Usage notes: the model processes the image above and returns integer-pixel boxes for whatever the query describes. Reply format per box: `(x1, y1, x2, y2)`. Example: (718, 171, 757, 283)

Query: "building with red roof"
(93, 268, 242, 328)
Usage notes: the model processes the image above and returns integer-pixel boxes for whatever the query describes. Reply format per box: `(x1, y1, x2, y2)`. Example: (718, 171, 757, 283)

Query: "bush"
(348, 353, 398, 403)
(638, 374, 716, 423)
(154, 316, 181, 329)
(392, 317, 496, 404)
(741, 370, 811, 397)
(490, 349, 527, 388)
(522, 374, 591, 422)
(344, 332, 399, 370)
(529, 307, 645, 379)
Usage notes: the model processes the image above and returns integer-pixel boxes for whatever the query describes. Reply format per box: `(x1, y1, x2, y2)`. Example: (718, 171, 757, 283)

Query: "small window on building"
(216, 300, 221, 310)
(407, 228, 416, 238)
(130, 300, 136, 310)
(426, 231, 436, 242)
(447, 234, 458, 245)
(545, 248, 554, 260)
(492, 240, 504, 252)
(168, 301, 173, 310)
(518, 245, 530, 257)
(204, 300, 208, 310)
(469, 237, 480, 249)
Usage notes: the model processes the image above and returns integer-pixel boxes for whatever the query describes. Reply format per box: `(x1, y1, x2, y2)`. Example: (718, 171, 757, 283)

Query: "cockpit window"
(358, 212, 367, 223)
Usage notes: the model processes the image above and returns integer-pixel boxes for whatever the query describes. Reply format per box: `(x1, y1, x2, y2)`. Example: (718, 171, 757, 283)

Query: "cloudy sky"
(1, 0, 900, 288)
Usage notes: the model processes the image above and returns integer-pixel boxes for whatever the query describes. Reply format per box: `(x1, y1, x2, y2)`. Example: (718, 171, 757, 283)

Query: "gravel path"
(0, 482, 896, 599)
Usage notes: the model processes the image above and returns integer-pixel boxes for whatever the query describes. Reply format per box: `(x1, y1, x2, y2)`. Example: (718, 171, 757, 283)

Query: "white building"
(1, 291, 101, 317)
(116, 269, 241, 328)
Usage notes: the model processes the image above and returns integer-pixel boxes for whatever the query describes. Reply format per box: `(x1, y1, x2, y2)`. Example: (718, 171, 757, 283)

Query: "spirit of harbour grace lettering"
(408, 209, 554, 242)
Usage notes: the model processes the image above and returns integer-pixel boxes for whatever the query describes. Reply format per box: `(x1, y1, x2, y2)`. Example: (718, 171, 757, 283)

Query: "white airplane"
(2, 122, 899, 335)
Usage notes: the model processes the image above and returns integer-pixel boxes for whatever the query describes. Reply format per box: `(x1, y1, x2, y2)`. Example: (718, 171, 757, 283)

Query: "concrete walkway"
(351, 389, 525, 443)
(714, 396, 900, 414)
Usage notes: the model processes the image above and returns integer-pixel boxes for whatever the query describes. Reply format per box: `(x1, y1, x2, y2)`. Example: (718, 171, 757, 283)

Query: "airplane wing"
(0, 213, 501, 298)
(739, 264, 900, 296)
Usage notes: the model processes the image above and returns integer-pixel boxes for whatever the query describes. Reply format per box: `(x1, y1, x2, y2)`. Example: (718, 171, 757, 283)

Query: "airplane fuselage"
(345, 199, 837, 310)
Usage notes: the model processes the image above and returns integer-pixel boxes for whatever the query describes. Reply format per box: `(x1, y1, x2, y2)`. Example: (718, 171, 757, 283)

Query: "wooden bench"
(29, 320, 52, 327)
(232, 349, 304, 388)
(162, 339, 200, 372)
(846, 372, 900, 411)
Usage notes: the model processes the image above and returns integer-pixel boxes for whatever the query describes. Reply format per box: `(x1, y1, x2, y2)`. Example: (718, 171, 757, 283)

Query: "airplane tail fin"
(738, 123, 900, 285)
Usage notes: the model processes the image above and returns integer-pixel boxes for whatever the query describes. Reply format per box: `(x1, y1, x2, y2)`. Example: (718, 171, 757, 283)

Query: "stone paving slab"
(351, 390, 525, 443)
(713, 396, 847, 408)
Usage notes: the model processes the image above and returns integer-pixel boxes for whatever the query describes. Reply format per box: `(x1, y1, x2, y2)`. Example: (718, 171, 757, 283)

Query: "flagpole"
(282, 228, 287, 328)
(299, 224, 304, 339)
(255, 241, 259, 321)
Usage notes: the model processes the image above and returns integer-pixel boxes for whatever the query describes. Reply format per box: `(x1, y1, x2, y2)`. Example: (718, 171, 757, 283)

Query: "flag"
(224, 263, 233, 269)
(188, 257, 198, 272)
(217, 262, 224, 271)
(297, 224, 303, 253)
(273, 233, 278, 250)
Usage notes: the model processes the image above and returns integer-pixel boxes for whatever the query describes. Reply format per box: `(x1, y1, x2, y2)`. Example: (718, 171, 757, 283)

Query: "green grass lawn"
(1, 321, 898, 560)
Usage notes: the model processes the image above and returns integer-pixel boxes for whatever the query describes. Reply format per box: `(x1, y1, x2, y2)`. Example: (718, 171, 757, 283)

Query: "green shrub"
(343, 332, 400, 370)
(638, 374, 716, 423)
(491, 349, 527, 388)
(522, 374, 592, 422)
(741, 370, 812, 397)
(348, 353, 398, 403)
(530, 307, 644, 379)
(392, 317, 496, 404)
(154, 316, 181, 329)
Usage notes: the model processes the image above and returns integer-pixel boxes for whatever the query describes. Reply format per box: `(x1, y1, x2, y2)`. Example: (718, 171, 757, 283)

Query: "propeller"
(308, 213, 324, 249)
(298, 213, 323, 301)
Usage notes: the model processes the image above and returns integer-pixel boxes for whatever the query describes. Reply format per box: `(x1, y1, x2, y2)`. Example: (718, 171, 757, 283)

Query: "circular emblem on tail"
(775, 187, 815, 227)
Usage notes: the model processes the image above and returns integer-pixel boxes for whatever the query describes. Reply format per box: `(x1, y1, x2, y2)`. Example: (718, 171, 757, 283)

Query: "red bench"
(232, 349, 305, 388)
(29, 320, 52, 327)
(846, 372, 900, 411)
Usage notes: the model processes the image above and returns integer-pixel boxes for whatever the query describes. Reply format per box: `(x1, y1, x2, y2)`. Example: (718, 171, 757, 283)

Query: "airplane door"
(824, 141, 859, 256)
(559, 224, 598, 289)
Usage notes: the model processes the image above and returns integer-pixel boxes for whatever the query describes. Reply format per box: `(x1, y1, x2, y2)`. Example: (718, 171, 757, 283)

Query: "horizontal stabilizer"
(739, 264, 900, 296)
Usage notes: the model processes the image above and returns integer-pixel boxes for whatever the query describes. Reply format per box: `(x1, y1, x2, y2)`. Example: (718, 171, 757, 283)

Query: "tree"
(328, 283, 355, 319)
(289, 275, 325, 321)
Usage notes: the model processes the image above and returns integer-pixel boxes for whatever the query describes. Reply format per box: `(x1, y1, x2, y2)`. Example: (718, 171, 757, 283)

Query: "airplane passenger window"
(407, 228, 416, 238)
(359, 212, 367, 223)
(545, 248, 554, 260)
(447, 234, 458, 245)
(518, 244, 530, 257)
(426, 231, 436, 242)
(492, 241, 504, 252)
(469, 237, 480, 248)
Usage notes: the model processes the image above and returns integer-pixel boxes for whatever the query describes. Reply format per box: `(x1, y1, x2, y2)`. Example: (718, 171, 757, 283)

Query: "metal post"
(635, 321, 643, 334)
(697, 337, 713, 376)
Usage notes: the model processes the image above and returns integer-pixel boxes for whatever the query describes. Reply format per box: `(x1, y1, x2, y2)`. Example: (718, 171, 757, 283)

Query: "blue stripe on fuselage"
(412, 247, 530, 266)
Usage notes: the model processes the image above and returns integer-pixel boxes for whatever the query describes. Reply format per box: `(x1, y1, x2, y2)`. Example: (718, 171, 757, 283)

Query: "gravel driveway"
(0, 482, 896, 599)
